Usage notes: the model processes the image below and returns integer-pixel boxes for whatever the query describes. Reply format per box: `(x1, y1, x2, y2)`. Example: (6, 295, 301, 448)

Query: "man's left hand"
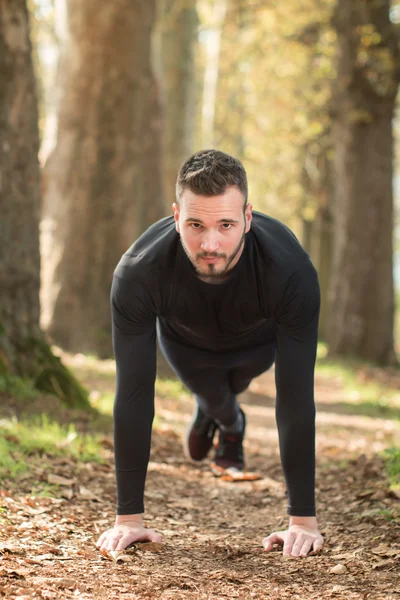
(262, 516, 324, 557)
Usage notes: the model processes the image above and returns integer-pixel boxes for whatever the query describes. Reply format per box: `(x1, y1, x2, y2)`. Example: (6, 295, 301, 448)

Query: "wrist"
(289, 516, 318, 529)
(115, 513, 143, 526)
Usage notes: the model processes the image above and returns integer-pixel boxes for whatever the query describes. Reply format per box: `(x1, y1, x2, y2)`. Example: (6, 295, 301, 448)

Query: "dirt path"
(1, 360, 400, 599)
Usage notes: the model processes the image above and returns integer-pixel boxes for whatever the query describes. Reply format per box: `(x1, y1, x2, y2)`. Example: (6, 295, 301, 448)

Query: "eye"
(221, 223, 232, 229)
(190, 223, 202, 229)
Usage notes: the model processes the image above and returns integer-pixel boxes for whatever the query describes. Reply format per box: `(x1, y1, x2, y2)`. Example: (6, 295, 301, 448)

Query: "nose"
(200, 230, 220, 253)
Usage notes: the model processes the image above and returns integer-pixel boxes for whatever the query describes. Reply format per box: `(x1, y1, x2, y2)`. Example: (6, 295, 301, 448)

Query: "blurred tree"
(301, 128, 334, 340)
(208, 0, 335, 225)
(41, 0, 165, 357)
(197, 0, 228, 148)
(328, 0, 400, 364)
(0, 0, 89, 408)
(153, 0, 198, 208)
(206, 0, 336, 337)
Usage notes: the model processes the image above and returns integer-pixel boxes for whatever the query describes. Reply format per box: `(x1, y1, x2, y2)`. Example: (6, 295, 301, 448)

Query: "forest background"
(1, 2, 400, 598)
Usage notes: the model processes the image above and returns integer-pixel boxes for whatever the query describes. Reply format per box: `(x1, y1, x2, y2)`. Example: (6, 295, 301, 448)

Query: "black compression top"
(111, 211, 320, 517)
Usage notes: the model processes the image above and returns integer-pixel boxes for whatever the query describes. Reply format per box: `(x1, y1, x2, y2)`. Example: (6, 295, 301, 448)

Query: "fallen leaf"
(60, 488, 74, 500)
(371, 544, 399, 557)
(0, 568, 25, 579)
(109, 550, 132, 563)
(47, 474, 75, 486)
(24, 557, 45, 565)
(356, 490, 374, 498)
(370, 490, 387, 501)
(34, 555, 73, 561)
(137, 542, 163, 553)
(21, 506, 52, 516)
(0, 542, 24, 555)
(330, 563, 347, 575)
(332, 553, 356, 561)
(40, 543, 62, 556)
(372, 559, 395, 570)
(332, 585, 347, 593)
(33, 577, 77, 589)
(79, 486, 100, 501)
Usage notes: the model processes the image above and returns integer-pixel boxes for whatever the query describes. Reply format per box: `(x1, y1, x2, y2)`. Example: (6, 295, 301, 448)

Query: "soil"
(1, 355, 399, 600)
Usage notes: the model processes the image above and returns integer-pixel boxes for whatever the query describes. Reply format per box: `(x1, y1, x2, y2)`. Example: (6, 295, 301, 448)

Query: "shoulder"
(250, 211, 310, 268)
(249, 212, 319, 307)
(113, 216, 178, 284)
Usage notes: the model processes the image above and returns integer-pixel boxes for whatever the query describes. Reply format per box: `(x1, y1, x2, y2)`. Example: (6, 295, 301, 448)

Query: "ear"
(244, 203, 253, 233)
(172, 202, 180, 233)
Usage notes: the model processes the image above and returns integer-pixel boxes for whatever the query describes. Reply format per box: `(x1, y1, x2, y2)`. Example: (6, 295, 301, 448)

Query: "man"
(96, 149, 324, 558)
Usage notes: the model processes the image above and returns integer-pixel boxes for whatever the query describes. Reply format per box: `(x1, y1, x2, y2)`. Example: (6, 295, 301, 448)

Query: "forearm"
(276, 402, 316, 516)
(114, 393, 154, 515)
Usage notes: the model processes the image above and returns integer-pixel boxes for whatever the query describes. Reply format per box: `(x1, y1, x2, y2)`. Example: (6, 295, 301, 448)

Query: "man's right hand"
(96, 516, 162, 553)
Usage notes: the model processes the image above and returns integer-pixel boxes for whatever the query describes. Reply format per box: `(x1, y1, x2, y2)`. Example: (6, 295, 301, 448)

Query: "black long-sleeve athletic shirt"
(111, 211, 320, 517)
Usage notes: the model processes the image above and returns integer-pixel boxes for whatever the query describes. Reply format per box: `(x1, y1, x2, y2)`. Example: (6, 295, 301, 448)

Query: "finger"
(262, 532, 282, 551)
(290, 534, 306, 557)
(147, 529, 163, 543)
(312, 536, 324, 553)
(96, 529, 111, 547)
(116, 535, 135, 551)
(283, 532, 296, 556)
(298, 539, 313, 557)
(105, 535, 122, 552)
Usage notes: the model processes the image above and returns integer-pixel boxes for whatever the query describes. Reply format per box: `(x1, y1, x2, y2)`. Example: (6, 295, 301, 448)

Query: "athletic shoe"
(213, 408, 246, 470)
(183, 406, 218, 461)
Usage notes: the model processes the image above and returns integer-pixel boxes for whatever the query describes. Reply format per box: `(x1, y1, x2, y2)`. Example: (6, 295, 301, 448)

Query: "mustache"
(196, 252, 227, 259)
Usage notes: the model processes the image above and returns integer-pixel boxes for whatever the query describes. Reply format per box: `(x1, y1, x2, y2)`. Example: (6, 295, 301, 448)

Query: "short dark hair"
(176, 149, 248, 205)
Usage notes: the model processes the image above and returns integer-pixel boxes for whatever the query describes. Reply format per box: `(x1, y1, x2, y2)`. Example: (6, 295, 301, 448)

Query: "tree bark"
(0, 1, 89, 407)
(41, 0, 165, 357)
(328, 0, 400, 364)
(153, 0, 198, 208)
(311, 203, 333, 340)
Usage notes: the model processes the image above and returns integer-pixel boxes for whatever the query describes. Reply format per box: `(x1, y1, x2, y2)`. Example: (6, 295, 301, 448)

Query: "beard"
(180, 228, 246, 281)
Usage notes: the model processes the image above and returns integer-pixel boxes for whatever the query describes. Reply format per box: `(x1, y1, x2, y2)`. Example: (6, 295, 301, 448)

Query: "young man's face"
(172, 186, 252, 281)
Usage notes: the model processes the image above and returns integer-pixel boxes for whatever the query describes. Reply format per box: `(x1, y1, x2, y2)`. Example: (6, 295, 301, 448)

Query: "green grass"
(89, 377, 189, 418)
(383, 446, 400, 489)
(0, 414, 106, 481)
(316, 343, 400, 418)
(0, 374, 38, 401)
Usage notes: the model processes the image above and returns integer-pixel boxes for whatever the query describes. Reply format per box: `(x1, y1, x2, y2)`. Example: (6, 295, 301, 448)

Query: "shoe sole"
(183, 409, 217, 462)
(210, 463, 262, 481)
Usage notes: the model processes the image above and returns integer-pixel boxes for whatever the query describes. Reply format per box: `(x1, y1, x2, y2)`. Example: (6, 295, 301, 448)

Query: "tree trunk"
(41, 0, 165, 357)
(328, 0, 400, 364)
(153, 0, 198, 208)
(311, 203, 333, 340)
(0, 1, 89, 408)
(201, 0, 228, 148)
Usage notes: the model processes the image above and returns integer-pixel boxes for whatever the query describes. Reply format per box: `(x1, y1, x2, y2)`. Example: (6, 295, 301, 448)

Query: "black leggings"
(158, 331, 275, 427)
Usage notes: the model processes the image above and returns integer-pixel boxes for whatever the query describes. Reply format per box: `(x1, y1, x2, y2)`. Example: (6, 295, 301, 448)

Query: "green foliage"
(198, 0, 336, 229)
(0, 414, 105, 480)
(383, 446, 400, 487)
(29, 338, 90, 409)
(0, 322, 90, 409)
(0, 375, 37, 401)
